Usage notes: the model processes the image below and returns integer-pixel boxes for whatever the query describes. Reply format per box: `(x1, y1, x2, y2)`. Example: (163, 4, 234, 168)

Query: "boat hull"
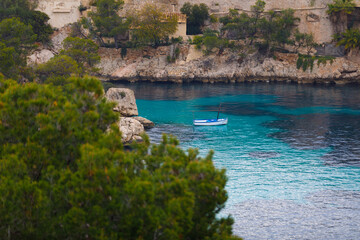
(193, 118, 228, 126)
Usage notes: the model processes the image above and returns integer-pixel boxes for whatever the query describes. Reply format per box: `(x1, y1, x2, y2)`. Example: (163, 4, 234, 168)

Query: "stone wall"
(177, 0, 335, 43)
(37, 0, 337, 43)
(121, 0, 176, 14)
(37, 0, 82, 28)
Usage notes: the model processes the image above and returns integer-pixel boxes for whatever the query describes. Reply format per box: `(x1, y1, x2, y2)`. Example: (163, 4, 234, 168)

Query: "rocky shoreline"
(28, 27, 360, 85)
(97, 45, 360, 85)
(104, 87, 154, 143)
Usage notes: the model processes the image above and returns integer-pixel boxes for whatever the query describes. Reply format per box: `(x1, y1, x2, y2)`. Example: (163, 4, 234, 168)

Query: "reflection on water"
(146, 124, 199, 144)
(107, 81, 360, 109)
(266, 113, 360, 166)
(193, 125, 228, 133)
(109, 81, 360, 239)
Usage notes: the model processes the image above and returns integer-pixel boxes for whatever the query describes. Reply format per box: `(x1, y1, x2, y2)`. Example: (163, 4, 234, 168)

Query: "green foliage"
(296, 54, 335, 72)
(181, 2, 209, 35)
(0, 77, 241, 240)
(335, 28, 360, 50)
(88, 0, 130, 48)
(36, 37, 100, 80)
(327, 0, 355, 15)
(129, 3, 178, 47)
(0, 0, 53, 43)
(0, 17, 37, 79)
(220, 10, 254, 41)
(25, 10, 54, 43)
(193, 35, 204, 49)
(0, 77, 117, 170)
(0, 18, 37, 52)
(192, 29, 231, 55)
(203, 31, 221, 55)
(0, 42, 17, 78)
(167, 55, 174, 63)
(210, 14, 218, 23)
(60, 37, 100, 74)
(78, 4, 88, 12)
(171, 36, 184, 44)
(220, 1, 297, 55)
(251, 0, 266, 16)
(271, 9, 297, 45)
(294, 30, 317, 55)
(36, 55, 80, 80)
(257, 9, 298, 54)
(167, 47, 181, 63)
(70, 21, 86, 38)
(121, 46, 127, 59)
(327, 0, 355, 34)
(175, 47, 181, 57)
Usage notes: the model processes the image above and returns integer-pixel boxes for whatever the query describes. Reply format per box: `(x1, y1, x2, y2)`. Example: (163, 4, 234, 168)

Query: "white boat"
(193, 118, 228, 126)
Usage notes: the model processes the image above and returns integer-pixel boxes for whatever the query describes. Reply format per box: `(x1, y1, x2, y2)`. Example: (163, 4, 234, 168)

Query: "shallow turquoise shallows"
(109, 82, 360, 240)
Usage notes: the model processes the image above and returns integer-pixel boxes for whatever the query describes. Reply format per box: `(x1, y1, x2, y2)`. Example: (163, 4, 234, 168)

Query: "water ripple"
(225, 190, 360, 240)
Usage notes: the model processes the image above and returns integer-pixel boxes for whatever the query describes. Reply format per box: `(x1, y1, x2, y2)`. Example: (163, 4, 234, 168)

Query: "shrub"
(36, 55, 80, 80)
(327, 0, 355, 15)
(121, 46, 127, 59)
(78, 4, 87, 12)
(336, 28, 360, 50)
(0, 77, 242, 240)
(128, 3, 178, 47)
(60, 37, 100, 75)
(210, 15, 218, 23)
(181, 2, 209, 35)
(171, 36, 184, 44)
(296, 54, 335, 72)
(294, 30, 317, 55)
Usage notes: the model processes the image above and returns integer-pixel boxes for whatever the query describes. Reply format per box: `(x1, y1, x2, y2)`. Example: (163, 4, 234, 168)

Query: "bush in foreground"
(0, 76, 241, 240)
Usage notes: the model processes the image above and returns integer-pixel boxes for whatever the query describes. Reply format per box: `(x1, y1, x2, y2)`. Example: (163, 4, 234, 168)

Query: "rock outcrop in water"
(133, 116, 155, 130)
(105, 87, 154, 143)
(105, 88, 139, 117)
(97, 44, 360, 85)
(117, 117, 144, 143)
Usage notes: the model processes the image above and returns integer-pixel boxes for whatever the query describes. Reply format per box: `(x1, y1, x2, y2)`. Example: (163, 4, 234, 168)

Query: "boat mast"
(217, 103, 221, 119)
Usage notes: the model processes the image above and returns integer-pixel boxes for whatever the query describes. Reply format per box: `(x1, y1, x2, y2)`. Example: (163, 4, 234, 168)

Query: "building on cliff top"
(36, 0, 360, 44)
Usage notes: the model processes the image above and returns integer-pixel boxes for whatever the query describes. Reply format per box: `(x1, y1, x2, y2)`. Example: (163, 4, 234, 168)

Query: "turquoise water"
(109, 82, 360, 239)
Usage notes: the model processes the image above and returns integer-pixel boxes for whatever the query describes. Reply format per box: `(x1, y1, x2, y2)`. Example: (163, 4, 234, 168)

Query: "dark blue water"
(108, 82, 360, 240)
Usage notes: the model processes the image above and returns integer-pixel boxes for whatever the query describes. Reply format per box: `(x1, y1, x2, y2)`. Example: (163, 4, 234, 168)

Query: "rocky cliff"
(97, 44, 360, 85)
(104, 88, 154, 143)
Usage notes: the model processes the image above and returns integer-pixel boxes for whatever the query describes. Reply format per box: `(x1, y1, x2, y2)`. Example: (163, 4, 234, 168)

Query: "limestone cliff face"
(28, 25, 72, 65)
(97, 45, 360, 85)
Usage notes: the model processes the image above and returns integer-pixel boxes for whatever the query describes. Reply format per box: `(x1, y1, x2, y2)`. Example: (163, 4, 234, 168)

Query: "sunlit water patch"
(109, 82, 360, 239)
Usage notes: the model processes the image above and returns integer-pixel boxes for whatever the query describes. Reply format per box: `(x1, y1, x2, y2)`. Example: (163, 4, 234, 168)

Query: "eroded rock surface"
(133, 116, 155, 130)
(104, 87, 154, 143)
(97, 45, 360, 85)
(118, 117, 144, 143)
(28, 25, 71, 65)
(105, 88, 138, 117)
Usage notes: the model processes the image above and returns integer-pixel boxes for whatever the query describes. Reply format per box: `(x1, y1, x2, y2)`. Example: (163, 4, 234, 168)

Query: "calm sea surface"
(107, 82, 360, 240)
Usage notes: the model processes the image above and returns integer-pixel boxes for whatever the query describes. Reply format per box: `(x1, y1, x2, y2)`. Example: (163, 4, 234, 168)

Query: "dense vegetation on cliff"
(0, 1, 242, 239)
(0, 0, 53, 43)
(181, 2, 210, 35)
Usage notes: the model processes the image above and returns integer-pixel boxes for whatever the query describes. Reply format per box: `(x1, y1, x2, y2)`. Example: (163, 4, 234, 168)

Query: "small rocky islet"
(104, 87, 154, 143)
